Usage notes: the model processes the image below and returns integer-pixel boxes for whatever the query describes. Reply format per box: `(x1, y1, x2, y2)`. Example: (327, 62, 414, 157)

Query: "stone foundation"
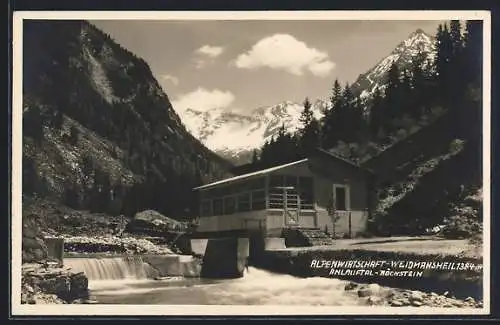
(191, 237, 249, 278)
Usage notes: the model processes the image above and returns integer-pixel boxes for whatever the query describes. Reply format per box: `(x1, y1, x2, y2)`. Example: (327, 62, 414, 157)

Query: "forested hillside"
(248, 20, 484, 236)
(22, 20, 233, 220)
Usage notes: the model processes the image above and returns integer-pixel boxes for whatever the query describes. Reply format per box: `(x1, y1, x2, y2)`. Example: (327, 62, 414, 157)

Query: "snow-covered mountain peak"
(175, 28, 437, 164)
(352, 29, 437, 100)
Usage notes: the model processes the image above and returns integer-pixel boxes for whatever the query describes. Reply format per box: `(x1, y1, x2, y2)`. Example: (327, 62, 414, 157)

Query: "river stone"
(357, 283, 381, 297)
(344, 282, 358, 291)
(410, 291, 424, 302)
(22, 263, 90, 303)
(367, 296, 383, 306)
(390, 299, 404, 307)
(32, 248, 48, 261)
(400, 297, 410, 306)
(25, 284, 35, 294)
(411, 300, 423, 307)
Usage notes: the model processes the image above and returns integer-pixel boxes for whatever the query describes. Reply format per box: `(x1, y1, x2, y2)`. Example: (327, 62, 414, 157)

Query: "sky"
(91, 20, 443, 115)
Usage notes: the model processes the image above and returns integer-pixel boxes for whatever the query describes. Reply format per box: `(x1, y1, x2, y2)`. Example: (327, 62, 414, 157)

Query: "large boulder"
(22, 214, 49, 263)
(126, 210, 184, 236)
(21, 263, 90, 304)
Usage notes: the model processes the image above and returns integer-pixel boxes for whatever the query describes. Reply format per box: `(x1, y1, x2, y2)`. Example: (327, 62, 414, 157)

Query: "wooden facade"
(193, 150, 374, 238)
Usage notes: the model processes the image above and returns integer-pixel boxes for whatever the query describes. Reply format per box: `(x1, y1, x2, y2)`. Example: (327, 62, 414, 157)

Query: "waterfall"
(64, 257, 159, 281)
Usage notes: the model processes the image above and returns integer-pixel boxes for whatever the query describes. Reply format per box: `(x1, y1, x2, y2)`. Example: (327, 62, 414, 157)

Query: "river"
(65, 257, 366, 305)
(89, 268, 367, 305)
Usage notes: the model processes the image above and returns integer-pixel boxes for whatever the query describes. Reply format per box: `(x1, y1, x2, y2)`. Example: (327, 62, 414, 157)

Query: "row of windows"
(199, 175, 315, 216)
(268, 175, 314, 210)
(200, 190, 266, 216)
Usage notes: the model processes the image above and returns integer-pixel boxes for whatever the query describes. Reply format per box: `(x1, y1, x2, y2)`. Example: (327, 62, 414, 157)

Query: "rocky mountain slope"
(350, 29, 436, 100)
(22, 20, 233, 218)
(177, 29, 437, 164)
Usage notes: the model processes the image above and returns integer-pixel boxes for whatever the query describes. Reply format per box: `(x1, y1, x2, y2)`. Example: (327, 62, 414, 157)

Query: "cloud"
(196, 45, 225, 58)
(172, 88, 235, 113)
(233, 34, 335, 77)
(161, 74, 179, 85)
(193, 45, 225, 69)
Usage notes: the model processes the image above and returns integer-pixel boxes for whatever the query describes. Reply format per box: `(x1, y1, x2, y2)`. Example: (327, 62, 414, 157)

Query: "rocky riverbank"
(346, 282, 483, 308)
(61, 235, 175, 255)
(21, 262, 95, 304)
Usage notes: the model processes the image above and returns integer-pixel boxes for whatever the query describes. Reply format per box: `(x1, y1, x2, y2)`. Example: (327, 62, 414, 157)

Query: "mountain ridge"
(177, 28, 437, 164)
(22, 20, 233, 218)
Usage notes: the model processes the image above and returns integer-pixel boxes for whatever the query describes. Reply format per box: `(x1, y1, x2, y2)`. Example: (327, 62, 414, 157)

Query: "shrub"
(442, 205, 482, 239)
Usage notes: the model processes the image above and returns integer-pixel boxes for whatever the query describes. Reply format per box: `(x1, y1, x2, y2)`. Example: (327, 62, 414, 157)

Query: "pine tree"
(463, 20, 483, 86)
(460, 20, 483, 139)
(435, 23, 454, 105)
(321, 80, 342, 148)
(251, 149, 259, 164)
(299, 97, 314, 128)
(410, 51, 429, 117)
(369, 86, 385, 138)
(450, 20, 463, 58)
(298, 97, 321, 157)
(399, 69, 415, 119)
(383, 63, 402, 130)
(349, 95, 367, 144)
(339, 83, 356, 143)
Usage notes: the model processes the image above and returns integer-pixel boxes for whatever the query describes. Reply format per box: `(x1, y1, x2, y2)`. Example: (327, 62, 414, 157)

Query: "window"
(224, 196, 236, 215)
(213, 198, 223, 215)
(298, 177, 314, 210)
(268, 175, 315, 210)
(285, 175, 297, 187)
(286, 188, 299, 210)
(335, 186, 347, 211)
(269, 187, 284, 209)
(251, 190, 266, 211)
(249, 177, 266, 190)
(237, 193, 250, 212)
(200, 200, 211, 216)
(270, 175, 284, 188)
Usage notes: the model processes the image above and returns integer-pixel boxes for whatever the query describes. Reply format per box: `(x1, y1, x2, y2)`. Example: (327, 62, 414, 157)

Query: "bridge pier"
(190, 237, 249, 278)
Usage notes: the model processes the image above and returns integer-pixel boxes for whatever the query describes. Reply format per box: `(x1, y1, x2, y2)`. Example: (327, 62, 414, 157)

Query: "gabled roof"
(314, 148, 375, 175)
(315, 148, 360, 167)
(194, 148, 376, 191)
(193, 159, 308, 190)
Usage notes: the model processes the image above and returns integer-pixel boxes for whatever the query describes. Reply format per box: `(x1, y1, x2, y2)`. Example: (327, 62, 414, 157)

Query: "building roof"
(193, 159, 309, 190)
(194, 148, 376, 191)
(315, 148, 362, 168)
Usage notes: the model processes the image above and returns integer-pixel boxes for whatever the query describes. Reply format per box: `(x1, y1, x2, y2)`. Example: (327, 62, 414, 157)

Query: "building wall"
(197, 157, 371, 237)
(309, 156, 369, 236)
(266, 210, 285, 235)
(197, 210, 267, 233)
